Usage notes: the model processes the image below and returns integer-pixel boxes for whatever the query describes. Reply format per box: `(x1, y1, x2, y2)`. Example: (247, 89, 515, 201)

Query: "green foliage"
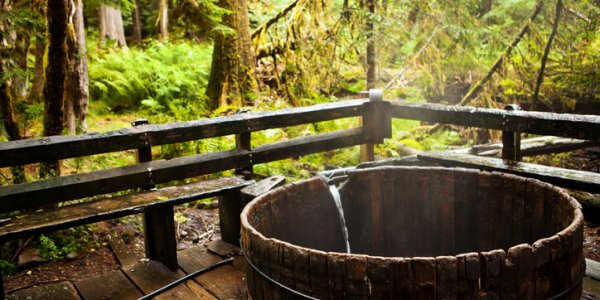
(0, 259, 16, 277)
(88, 41, 212, 118)
(34, 226, 99, 261)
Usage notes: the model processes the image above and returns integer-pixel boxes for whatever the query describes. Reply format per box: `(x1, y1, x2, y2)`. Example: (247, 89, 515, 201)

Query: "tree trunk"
(65, 0, 89, 135)
(132, 0, 142, 43)
(98, 3, 127, 47)
(366, 0, 377, 89)
(12, 35, 30, 99)
(29, 36, 46, 103)
(479, 0, 492, 17)
(206, 0, 257, 110)
(159, 0, 168, 40)
(533, 0, 563, 104)
(41, 0, 68, 178)
(0, 83, 26, 183)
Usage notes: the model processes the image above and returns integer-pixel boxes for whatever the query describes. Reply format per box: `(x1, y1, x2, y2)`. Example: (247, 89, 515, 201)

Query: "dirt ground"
(4, 206, 221, 295)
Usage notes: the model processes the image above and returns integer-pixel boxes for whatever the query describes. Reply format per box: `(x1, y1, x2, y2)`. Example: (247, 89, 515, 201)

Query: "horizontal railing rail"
(389, 100, 600, 141)
(0, 100, 366, 168)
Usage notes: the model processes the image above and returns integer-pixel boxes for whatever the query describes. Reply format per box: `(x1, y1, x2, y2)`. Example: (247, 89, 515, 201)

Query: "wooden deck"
(7, 240, 247, 300)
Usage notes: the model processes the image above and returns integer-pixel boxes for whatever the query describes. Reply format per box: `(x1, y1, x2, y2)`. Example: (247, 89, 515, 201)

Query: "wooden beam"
(0, 100, 365, 167)
(390, 100, 600, 141)
(418, 151, 600, 193)
(251, 128, 365, 164)
(0, 150, 251, 213)
(0, 177, 250, 242)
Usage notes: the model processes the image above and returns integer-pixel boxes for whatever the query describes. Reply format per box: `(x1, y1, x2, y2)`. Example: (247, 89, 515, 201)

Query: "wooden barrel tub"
(240, 167, 584, 299)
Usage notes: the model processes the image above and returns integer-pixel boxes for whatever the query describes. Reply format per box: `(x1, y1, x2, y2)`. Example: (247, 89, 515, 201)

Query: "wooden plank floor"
(7, 240, 247, 300)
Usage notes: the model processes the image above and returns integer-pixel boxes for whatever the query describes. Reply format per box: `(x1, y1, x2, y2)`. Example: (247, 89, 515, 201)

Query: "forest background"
(0, 0, 599, 272)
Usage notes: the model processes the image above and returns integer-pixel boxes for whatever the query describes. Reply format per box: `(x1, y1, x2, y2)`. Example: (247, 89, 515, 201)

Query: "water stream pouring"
(321, 176, 351, 254)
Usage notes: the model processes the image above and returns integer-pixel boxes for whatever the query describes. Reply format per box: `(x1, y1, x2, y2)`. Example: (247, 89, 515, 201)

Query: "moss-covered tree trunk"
(206, 0, 257, 110)
(365, 0, 377, 89)
(0, 84, 26, 184)
(41, 0, 68, 178)
(64, 0, 89, 135)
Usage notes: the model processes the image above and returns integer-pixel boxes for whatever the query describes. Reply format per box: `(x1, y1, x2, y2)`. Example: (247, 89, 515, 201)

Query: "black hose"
(137, 257, 234, 300)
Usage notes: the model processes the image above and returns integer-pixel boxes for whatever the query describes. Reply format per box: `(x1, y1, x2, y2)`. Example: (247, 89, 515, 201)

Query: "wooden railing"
(2, 93, 600, 202)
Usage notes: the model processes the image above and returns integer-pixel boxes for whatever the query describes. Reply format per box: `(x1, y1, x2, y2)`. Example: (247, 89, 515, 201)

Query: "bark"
(12, 34, 30, 99)
(479, 0, 492, 17)
(366, 0, 377, 89)
(41, 0, 68, 178)
(533, 0, 563, 104)
(98, 3, 127, 47)
(0, 83, 26, 183)
(458, 0, 543, 106)
(206, 0, 257, 110)
(65, 0, 89, 135)
(159, 0, 169, 40)
(132, 0, 142, 43)
(29, 36, 46, 103)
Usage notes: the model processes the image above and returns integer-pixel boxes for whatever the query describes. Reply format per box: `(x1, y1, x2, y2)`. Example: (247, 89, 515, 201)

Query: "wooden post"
(360, 89, 391, 162)
(220, 176, 285, 245)
(132, 119, 178, 271)
(502, 104, 522, 161)
(235, 129, 253, 179)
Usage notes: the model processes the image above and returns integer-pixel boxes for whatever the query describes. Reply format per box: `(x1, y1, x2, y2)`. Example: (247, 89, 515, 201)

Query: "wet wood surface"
(0, 176, 251, 242)
(418, 151, 600, 193)
(389, 100, 600, 141)
(0, 100, 365, 167)
(8, 242, 246, 300)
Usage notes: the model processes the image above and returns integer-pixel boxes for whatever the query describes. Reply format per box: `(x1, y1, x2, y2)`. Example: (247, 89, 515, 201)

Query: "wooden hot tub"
(241, 167, 584, 299)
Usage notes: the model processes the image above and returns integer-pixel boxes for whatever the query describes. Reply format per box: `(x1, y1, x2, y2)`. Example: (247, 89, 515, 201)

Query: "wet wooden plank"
(8, 281, 80, 300)
(454, 169, 479, 254)
(390, 258, 413, 298)
(0, 177, 251, 242)
(309, 249, 329, 300)
(368, 172, 384, 255)
(477, 172, 492, 251)
(0, 153, 252, 213)
(411, 257, 435, 299)
(123, 260, 186, 293)
(511, 176, 527, 246)
(456, 253, 480, 298)
(367, 256, 391, 299)
(240, 175, 286, 200)
(107, 233, 139, 268)
(207, 240, 241, 258)
(418, 151, 600, 193)
(194, 265, 246, 300)
(502, 246, 521, 299)
(480, 249, 504, 299)
(327, 253, 347, 299)
(488, 173, 504, 250)
(415, 170, 433, 256)
(157, 281, 217, 300)
(251, 128, 365, 165)
(177, 247, 223, 273)
(75, 270, 142, 300)
(343, 171, 372, 255)
(431, 169, 455, 256)
(345, 255, 369, 298)
(292, 247, 311, 297)
(0, 100, 365, 167)
(389, 100, 600, 141)
(382, 168, 405, 257)
(435, 256, 457, 298)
